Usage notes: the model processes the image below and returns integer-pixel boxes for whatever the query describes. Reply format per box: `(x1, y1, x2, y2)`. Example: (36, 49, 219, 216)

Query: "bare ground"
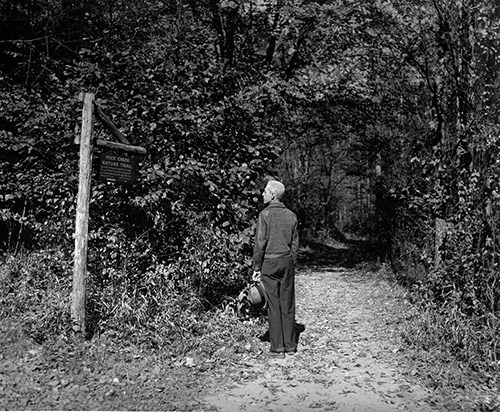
(204, 265, 437, 412)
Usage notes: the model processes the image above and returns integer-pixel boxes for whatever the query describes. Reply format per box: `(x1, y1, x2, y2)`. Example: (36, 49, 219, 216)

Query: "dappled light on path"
(204, 263, 437, 412)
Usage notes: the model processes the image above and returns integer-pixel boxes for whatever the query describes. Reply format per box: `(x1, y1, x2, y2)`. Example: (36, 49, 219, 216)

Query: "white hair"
(266, 180, 285, 199)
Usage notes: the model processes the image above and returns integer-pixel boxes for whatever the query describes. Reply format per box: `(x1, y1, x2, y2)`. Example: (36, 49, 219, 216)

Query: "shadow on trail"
(298, 240, 386, 269)
(259, 323, 306, 345)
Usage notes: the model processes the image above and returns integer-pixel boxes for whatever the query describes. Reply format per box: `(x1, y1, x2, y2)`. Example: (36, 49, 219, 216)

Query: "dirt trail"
(204, 265, 438, 412)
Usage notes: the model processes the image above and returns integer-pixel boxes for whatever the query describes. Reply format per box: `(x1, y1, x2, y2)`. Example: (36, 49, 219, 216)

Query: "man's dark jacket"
(253, 201, 299, 272)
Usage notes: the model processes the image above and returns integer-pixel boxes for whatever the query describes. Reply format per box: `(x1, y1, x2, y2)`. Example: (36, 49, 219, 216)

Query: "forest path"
(203, 263, 439, 412)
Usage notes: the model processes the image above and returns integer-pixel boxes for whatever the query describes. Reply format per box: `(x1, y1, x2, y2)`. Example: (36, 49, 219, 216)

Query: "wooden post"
(72, 92, 94, 336)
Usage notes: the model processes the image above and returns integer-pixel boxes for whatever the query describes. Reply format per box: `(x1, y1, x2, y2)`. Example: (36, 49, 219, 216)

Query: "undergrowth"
(0, 240, 259, 356)
(400, 302, 500, 411)
(402, 301, 499, 369)
(0, 250, 73, 342)
(400, 315, 500, 411)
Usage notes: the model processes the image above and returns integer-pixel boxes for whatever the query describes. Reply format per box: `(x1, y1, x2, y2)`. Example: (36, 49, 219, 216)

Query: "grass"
(400, 304, 500, 411)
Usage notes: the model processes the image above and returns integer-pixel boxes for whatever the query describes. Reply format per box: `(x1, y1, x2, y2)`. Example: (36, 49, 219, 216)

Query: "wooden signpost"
(71, 92, 146, 336)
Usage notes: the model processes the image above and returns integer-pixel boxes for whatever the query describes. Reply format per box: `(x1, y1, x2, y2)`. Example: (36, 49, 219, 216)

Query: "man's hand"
(252, 271, 261, 282)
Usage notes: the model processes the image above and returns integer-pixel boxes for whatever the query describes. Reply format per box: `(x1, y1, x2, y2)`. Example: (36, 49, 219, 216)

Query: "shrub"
(0, 220, 255, 350)
(168, 211, 252, 306)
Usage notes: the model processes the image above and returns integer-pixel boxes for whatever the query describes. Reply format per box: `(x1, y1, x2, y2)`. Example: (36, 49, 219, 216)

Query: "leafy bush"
(0, 79, 81, 256)
(85, 210, 253, 343)
(167, 212, 253, 305)
(0, 222, 255, 349)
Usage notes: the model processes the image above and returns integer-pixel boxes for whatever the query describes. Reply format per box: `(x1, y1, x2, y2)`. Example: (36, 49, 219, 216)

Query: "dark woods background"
(1, 0, 499, 369)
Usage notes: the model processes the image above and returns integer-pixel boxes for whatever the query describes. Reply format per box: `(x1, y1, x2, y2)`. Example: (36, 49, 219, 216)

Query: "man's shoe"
(286, 351, 297, 357)
(267, 351, 285, 359)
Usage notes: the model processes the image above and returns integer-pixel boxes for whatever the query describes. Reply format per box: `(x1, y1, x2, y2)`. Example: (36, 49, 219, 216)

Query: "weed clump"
(0, 250, 72, 343)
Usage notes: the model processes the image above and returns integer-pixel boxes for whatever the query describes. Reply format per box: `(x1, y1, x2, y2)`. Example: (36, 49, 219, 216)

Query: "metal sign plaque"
(98, 152, 139, 184)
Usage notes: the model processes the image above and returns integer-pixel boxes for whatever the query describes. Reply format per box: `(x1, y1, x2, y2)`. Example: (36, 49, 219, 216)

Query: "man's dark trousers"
(261, 255, 296, 353)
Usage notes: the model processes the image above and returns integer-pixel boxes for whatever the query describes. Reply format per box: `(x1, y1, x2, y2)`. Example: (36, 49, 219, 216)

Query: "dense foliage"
(1, 0, 500, 370)
(385, 1, 500, 370)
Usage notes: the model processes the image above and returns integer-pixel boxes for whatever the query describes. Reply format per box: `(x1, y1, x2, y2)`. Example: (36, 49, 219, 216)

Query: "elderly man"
(253, 180, 299, 359)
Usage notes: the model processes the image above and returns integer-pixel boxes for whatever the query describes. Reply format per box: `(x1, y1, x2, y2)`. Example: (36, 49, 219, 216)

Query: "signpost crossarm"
(94, 103, 131, 145)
